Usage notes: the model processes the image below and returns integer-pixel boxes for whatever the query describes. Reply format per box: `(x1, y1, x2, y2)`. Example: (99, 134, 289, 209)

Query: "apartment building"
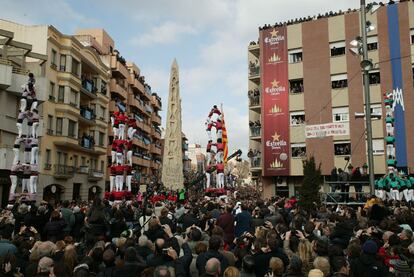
(0, 20, 110, 202)
(248, 1, 414, 198)
(0, 28, 47, 206)
(75, 29, 163, 191)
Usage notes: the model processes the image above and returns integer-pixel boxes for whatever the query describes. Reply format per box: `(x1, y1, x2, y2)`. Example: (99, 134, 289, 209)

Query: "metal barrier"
(321, 181, 371, 205)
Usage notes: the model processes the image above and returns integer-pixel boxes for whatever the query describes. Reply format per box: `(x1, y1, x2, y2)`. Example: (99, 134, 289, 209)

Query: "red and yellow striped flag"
(222, 108, 229, 164)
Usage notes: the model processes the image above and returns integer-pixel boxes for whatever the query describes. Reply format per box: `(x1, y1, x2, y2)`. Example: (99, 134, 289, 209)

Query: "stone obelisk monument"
(162, 59, 184, 189)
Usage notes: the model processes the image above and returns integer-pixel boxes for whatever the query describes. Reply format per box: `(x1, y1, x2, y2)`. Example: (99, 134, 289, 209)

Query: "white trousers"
(127, 150, 132, 166)
(390, 189, 400, 201)
(17, 123, 23, 138)
(22, 178, 29, 193)
(116, 152, 123, 165)
(31, 146, 38, 165)
(206, 173, 211, 188)
(30, 101, 38, 111)
(216, 130, 223, 141)
(126, 175, 132, 191)
(115, 175, 124, 191)
(110, 175, 115, 192)
(402, 189, 413, 202)
(32, 122, 39, 138)
(217, 172, 224, 188)
(118, 124, 125, 140)
(29, 175, 38, 194)
(20, 98, 26, 112)
(111, 151, 116, 164)
(375, 189, 386, 201)
(13, 148, 20, 165)
(206, 152, 211, 165)
(110, 116, 114, 126)
(24, 150, 31, 164)
(216, 151, 223, 163)
(127, 127, 136, 140)
(10, 175, 17, 194)
(207, 130, 211, 141)
(113, 127, 118, 138)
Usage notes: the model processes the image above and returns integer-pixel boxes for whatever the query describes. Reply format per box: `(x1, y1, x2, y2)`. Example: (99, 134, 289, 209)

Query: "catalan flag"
(221, 105, 229, 163)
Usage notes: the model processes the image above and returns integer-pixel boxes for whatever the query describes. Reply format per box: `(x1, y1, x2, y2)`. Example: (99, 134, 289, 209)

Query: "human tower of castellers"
(374, 92, 414, 202)
(205, 105, 225, 190)
(9, 73, 40, 202)
(106, 107, 138, 200)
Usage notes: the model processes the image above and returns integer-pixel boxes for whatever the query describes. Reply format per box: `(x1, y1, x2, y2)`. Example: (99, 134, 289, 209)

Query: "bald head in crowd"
(205, 257, 221, 277)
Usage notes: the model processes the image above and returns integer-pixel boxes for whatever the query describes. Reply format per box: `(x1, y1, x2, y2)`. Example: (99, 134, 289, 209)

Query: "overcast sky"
(0, 0, 361, 156)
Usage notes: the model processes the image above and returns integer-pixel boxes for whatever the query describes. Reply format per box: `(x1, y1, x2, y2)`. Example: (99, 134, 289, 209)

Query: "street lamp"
(349, 0, 379, 194)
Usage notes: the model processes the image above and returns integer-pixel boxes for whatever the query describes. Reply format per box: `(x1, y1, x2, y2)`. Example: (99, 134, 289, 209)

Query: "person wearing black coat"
(72, 207, 85, 241)
(196, 235, 229, 276)
(109, 210, 128, 239)
(43, 210, 67, 242)
(115, 247, 146, 277)
(144, 218, 166, 243)
(350, 240, 389, 277)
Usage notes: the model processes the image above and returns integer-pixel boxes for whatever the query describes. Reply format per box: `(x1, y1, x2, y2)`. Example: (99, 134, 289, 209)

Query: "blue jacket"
(0, 239, 17, 258)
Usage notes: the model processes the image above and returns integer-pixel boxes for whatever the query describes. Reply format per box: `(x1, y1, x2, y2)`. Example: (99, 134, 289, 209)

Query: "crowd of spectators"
(2, 191, 414, 277)
(249, 121, 261, 137)
(247, 149, 261, 168)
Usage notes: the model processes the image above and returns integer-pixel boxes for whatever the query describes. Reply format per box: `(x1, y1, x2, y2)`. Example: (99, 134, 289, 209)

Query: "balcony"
(132, 155, 150, 167)
(88, 169, 104, 181)
(132, 77, 146, 95)
(151, 95, 162, 110)
(133, 136, 146, 149)
(140, 122, 152, 134)
(249, 95, 261, 111)
(79, 107, 96, 125)
(110, 79, 127, 100)
(0, 58, 12, 89)
(81, 79, 97, 99)
(151, 161, 160, 169)
(54, 164, 75, 179)
(53, 136, 105, 155)
(151, 113, 161, 125)
(250, 127, 261, 140)
(249, 66, 260, 80)
(150, 144, 162, 155)
(77, 165, 89, 174)
(152, 127, 161, 139)
(250, 157, 262, 171)
(128, 94, 140, 109)
(110, 55, 129, 79)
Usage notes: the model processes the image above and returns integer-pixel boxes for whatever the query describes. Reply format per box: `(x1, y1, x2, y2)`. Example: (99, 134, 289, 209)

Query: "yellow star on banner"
(271, 79, 280, 88)
(270, 29, 278, 37)
(272, 132, 280, 142)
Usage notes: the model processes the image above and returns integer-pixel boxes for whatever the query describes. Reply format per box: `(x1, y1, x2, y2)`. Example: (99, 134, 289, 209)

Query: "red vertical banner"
(260, 27, 290, 176)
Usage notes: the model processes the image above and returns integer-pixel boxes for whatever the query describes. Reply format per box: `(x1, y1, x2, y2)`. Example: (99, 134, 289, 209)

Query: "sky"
(0, 0, 360, 157)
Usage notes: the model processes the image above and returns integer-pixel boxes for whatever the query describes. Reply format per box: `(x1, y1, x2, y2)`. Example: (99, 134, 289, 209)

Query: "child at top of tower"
(207, 105, 221, 119)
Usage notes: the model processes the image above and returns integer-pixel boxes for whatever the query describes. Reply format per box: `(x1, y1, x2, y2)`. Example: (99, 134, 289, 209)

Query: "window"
(58, 86, 65, 103)
(81, 156, 86, 166)
(330, 42, 346, 57)
(372, 139, 384, 155)
(290, 111, 305, 126)
(333, 107, 349, 122)
(369, 71, 381, 85)
(45, 149, 51, 169)
(49, 82, 55, 100)
(367, 36, 378, 51)
(57, 151, 62, 165)
(51, 49, 57, 68)
(291, 143, 306, 158)
(331, 74, 348, 89)
(368, 104, 382, 119)
(71, 58, 80, 76)
(411, 29, 414, 44)
(56, 117, 63, 135)
(73, 183, 81, 201)
(99, 132, 104, 146)
(288, 49, 303, 63)
(70, 89, 78, 107)
(47, 115, 53, 135)
(73, 155, 78, 168)
(68, 120, 76, 138)
(100, 106, 106, 120)
(60, 54, 66, 71)
(101, 80, 107, 95)
(334, 142, 351, 155)
(289, 79, 304, 93)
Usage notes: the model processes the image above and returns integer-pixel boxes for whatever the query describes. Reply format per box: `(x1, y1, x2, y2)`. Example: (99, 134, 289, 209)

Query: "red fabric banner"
(260, 27, 290, 176)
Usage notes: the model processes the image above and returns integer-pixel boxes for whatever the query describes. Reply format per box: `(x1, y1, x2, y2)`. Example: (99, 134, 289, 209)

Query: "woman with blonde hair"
(224, 266, 241, 277)
(298, 239, 314, 274)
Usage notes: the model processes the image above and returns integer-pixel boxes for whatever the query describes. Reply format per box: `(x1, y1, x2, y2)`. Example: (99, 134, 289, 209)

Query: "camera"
(162, 248, 169, 255)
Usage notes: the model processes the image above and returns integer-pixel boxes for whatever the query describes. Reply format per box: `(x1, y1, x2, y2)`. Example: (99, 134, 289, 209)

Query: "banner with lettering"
(260, 27, 290, 176)
(305, 122, 349, 138)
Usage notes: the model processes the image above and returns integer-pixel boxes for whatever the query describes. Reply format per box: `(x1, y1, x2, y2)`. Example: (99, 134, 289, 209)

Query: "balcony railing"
(79, 137, 94, 149)
(249, 97, 260, 106)
(250, 127, 261, 137)
(250, 157, 261, 168)
(78, 166, 89, 174)
(81, 79, 97, 94)
(54, 164, 75, 178)
(88, 169, 104, 180)
(249, 66, 260, 77)
(44, 163, 52, 170)
(80, 108, 96, 121)
(46, 129, 54, 135)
